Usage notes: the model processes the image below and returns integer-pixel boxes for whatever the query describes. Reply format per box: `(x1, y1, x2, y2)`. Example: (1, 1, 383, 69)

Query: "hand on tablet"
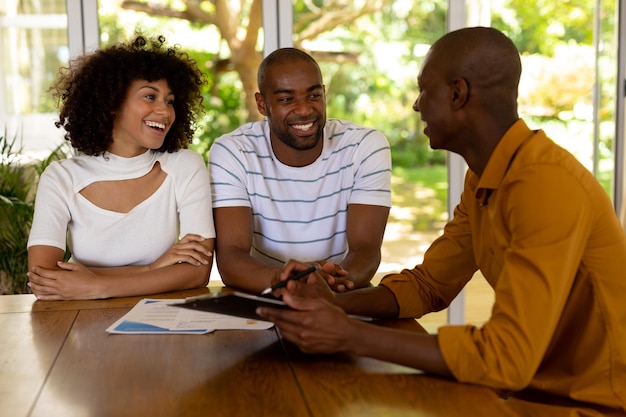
(257, 292, 357, 354)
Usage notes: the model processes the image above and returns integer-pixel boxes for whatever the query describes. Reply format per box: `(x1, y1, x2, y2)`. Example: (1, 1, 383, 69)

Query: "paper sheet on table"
(106, 298, 274, 334)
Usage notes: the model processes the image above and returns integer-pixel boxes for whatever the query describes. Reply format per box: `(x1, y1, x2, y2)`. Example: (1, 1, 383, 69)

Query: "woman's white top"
(28, 149, 214, 267)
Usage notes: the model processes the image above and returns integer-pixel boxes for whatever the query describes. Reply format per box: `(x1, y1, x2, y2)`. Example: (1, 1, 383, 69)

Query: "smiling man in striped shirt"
(209, 48, 392, 294)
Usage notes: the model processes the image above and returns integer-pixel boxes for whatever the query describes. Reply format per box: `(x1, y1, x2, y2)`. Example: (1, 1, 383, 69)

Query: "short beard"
(275, 129, 322, 151)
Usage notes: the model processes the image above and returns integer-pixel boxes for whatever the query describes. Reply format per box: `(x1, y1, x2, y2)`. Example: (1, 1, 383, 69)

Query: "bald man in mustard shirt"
(257, 27, 626, 412)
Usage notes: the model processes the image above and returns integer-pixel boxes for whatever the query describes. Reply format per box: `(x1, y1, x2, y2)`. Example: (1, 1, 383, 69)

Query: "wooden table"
(0, 288, 618, 417)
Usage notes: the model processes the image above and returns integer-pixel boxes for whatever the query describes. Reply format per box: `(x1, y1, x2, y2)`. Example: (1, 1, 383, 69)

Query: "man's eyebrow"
(272, 84, 323, 95)
(307, 84, 323, 92)
(272, 88, 294, 95)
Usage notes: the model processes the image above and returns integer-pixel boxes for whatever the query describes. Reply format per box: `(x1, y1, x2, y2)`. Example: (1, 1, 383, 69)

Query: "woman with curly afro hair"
(26, 34, 215, 300)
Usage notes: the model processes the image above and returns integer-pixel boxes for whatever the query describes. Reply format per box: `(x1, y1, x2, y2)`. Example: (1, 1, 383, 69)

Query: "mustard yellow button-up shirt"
(380, 119, 626, 410)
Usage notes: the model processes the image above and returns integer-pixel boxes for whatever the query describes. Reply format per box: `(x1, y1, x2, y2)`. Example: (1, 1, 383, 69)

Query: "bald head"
(427, 26, 521, 115)
(257, 48, 322, 96)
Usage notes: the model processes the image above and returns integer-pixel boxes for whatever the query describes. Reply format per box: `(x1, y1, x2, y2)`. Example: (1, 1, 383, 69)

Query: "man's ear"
(255, 92, 268, 116)
(450, 77, 469, 110)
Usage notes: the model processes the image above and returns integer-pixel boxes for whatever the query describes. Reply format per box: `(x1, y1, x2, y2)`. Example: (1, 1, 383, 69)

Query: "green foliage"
(390, 165, 448, 232)
(186, 52, 247, 161)
(0, 133, 67, 294)
(0, 134, 34, 294)
(95, 0, 618, 184)
(518, 45, 594, 118)
(98, 12, 133, 47)
(492, 0, 595, 55)
(301, 0, 448, 168)
(97, 0, 448, 169)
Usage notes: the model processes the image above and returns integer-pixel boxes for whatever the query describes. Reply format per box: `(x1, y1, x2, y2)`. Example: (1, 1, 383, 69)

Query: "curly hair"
(50, 34, 206, 155)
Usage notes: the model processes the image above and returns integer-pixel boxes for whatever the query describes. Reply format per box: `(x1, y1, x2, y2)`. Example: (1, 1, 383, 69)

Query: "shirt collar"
(474, 119, 536, 205)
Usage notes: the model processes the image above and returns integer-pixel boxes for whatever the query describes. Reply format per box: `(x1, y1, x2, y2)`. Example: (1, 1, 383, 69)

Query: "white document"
(106, 298, 274, 334)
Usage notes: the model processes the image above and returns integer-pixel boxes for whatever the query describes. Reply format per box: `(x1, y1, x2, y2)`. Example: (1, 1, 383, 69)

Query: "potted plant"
(0, 131, 66, 294)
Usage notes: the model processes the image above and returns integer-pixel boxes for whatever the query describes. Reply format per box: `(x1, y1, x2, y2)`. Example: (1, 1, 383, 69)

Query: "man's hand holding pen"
(264, 259, 355, 298)
(257, 259, 359, 354)
(267, 260, 336, 303)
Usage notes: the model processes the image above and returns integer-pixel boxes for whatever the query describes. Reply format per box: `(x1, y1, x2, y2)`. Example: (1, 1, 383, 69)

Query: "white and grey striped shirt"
(209, 118, 391, 267)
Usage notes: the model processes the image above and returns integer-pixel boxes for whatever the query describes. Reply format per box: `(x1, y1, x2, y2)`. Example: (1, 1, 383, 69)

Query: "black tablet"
(171, 291, 373, 322)
(171, 291, 289, 321)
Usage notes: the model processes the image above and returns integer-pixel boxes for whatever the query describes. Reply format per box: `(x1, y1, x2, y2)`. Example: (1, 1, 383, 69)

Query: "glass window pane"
(489, 0, 618, 199)
(0, 0, 68, 155)
(466, 0, 620, 329)
(293, 0, 449, 332)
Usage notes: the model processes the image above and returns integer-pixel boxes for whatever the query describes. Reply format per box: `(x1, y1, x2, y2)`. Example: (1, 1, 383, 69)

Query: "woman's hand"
(27, 262, 104, 300)
(148, 234, 212, 270)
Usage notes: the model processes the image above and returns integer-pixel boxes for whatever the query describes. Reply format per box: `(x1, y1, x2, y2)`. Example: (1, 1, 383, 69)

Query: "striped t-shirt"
(209, 118, 392, 267)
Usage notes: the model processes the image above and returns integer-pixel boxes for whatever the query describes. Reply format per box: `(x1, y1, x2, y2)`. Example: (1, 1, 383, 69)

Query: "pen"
(260, 265, 317, 295)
